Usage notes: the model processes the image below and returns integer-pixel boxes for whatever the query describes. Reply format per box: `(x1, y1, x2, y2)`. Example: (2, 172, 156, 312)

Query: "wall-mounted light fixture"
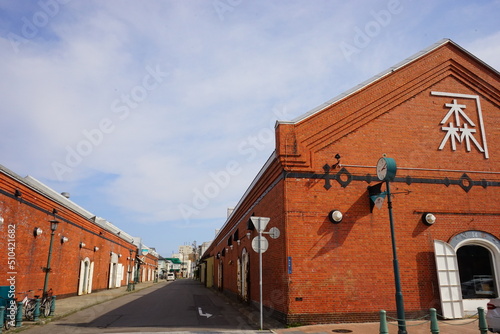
(230, 245, 234, 250)
(246, 232, 251, 239)
(328, 210, 343, 224)
(61, 236, 69, 244)
(237, 240, 241, 246)
(422, 212, 436, 226)
(94, 246, 99, 252)
(34, 227, 43, 237)
(0, 216, 4, 224)
(80, 242, 86, 248)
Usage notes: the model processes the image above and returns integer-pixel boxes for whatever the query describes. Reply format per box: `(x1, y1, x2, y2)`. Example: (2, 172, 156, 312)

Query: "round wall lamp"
(61, 236, 69, 244)
(80, 242, 86, 248)
(34, 227, 43, 237)
(422, 212, 436, 226)
(94, 246, 99, 252)
(328, 210, 343, 224)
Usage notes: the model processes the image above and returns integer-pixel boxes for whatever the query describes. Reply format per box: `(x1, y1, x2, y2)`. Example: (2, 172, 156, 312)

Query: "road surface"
(22, 280, 264, 333)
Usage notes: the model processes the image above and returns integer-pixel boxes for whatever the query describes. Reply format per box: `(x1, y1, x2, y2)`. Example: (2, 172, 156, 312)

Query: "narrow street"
(21, 280, 268, 333)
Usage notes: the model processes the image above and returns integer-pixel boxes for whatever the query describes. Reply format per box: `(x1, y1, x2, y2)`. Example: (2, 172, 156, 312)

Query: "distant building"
(164, 257, 182, 276)
(201, 39, 500, 325)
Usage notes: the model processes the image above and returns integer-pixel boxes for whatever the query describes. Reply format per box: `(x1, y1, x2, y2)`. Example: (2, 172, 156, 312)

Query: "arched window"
(458, 245, 498, 299)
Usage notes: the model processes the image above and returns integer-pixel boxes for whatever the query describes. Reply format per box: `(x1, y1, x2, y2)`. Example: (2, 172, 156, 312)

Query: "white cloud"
(466, 31, 500, 70)
(1, 0, 499, 254)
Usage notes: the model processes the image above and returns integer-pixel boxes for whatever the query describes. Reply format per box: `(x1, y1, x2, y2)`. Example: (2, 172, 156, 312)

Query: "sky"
(0, 0, 499, 257)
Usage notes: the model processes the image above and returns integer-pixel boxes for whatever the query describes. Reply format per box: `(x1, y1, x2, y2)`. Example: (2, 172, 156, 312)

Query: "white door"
(116, 264, 123, 287)
(241, 248, 249, 301)
(78, 259, 89, 295)
(88, 261, 94, 293)
(434, 240, 464, 319)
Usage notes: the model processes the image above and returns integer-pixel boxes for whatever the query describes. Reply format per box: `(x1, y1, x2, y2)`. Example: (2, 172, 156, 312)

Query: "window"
(457, 245, 498, 299)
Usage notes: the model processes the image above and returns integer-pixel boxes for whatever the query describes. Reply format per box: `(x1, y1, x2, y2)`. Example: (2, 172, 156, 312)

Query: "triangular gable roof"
(275, 38, 500, 169)
(280, 39, 499, 126)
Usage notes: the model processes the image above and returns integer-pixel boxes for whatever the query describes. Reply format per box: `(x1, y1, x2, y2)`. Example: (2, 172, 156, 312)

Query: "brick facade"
(0, 166, 158, 300)
(203, 39, 500, 325)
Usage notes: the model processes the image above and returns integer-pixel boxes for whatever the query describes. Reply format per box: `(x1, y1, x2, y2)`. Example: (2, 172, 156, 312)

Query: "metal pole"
(43, 228, 56, 294)
(430, 308, 439, 334)
(0, 305, 4, 333)
(259, 229, 263, 330)
(478, 307, 488, 334)
(386, 181, 407, 334)
(379, 310, 388, 334)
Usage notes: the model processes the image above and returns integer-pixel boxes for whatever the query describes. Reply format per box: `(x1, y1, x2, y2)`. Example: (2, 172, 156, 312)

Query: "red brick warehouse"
(200, 39, 500, 325)
(0, 165, 158, 301)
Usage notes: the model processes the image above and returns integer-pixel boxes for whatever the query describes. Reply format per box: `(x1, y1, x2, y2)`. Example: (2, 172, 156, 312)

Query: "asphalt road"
(21, 280, 262, 333)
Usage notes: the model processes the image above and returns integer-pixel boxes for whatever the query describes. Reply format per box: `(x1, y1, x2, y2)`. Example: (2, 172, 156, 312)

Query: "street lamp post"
(375, 156, 406, 334)
(127, 249, 134, 291)
(386, 181, 407, 334)
(43, 219, 59, 295)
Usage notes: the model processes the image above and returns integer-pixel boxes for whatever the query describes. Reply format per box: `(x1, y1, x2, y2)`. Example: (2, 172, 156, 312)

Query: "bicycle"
(39, 289, 53, 317)
(16, 290, 36, 321)
(0, 296, 15, 330)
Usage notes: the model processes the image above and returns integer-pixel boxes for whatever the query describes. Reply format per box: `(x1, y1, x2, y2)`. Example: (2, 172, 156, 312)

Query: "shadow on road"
(57, 279, 259, 331)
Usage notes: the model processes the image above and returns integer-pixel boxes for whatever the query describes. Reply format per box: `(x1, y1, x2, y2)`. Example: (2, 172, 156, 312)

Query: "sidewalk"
(271, 318, 483, 334)
(17, 280, 160, 329)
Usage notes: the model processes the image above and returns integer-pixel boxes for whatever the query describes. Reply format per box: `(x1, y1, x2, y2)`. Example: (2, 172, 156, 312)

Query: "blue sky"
(0, 0, 499, 256)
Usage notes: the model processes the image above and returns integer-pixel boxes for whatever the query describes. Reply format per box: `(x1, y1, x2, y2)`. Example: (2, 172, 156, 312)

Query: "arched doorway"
(240, 248, 249, 302)
(435, 231, 500, 318)
(458, 245, 498, 299)
(108, 252, 119, 288)
(78, 257, 94, 295)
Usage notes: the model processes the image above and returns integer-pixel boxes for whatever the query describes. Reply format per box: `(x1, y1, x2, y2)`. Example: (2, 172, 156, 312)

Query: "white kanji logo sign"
(431, 92, 489, 159)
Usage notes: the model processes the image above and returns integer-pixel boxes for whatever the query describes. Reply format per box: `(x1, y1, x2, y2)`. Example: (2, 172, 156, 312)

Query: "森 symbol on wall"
(431, 91, 489, 159)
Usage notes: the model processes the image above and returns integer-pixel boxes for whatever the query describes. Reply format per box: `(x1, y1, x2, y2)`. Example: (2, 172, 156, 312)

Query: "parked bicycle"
(0, 296, 15, 330)
(16, 290, 36, 321)
(39, 289, 53, 317)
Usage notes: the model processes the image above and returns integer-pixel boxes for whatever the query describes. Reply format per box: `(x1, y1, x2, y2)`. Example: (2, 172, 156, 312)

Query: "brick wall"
(206, 40, 500, 325)
(0, 168, 154, 300)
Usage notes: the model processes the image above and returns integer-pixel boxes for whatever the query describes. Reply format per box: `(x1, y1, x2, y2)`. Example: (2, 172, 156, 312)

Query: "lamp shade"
(49, 219, 59, 231)
(422, 213, 436, 225)
(328, 210, 343, 223)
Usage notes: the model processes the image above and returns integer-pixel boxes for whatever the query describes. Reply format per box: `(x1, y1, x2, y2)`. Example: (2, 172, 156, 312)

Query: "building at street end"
(201, 39, 500, 325)
(0, 164, 158, 300)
